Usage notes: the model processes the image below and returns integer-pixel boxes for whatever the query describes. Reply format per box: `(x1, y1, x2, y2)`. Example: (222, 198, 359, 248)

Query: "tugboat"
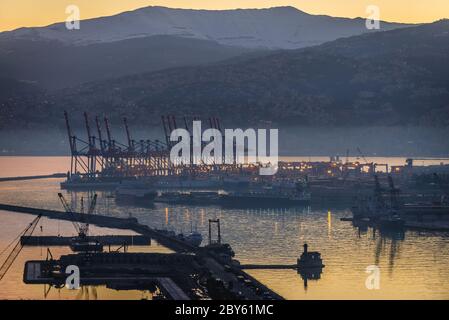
(184, 232, 203, 247)
(297, 244, 325, 269)
(183, 221, 203, 247)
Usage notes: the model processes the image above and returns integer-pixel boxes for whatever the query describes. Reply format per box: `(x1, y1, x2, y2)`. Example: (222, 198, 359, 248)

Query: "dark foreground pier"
(0, 203, 194, 252)
(240, 264, 297, 269)
(21, 235, 151, 246)
(0, 202, 284, 300)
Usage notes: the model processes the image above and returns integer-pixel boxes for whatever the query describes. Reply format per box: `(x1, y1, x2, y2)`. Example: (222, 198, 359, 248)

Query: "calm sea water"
(0, 156, 448, 300)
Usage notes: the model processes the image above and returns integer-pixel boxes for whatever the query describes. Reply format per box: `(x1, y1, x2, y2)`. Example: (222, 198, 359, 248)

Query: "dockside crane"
(0, 215, 42, 282)
(161, 115, 170, 147)
(123, 117, 135, 152)
(84, 112, 95, 151)
(95, 116, 106, 153)
(104, 116, 114, 151)
(64, 110, 90, 176)
(84, 112, 102, 176)
(64, 110, 76, 156)
(58, 193, 101, 252)
(58, 193, 97, 239)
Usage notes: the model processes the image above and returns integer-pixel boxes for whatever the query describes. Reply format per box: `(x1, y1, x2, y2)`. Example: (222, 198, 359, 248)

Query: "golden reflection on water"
(0, 157, 449, 300)
(0, 210, 172, 300)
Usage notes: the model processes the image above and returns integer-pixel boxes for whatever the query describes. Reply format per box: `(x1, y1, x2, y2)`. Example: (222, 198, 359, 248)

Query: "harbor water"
(0, 156, 448, 299)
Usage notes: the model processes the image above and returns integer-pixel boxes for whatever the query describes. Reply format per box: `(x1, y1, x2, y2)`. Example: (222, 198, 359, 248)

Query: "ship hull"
(219, 194, 310, 208)
(115, 190, 157, 205)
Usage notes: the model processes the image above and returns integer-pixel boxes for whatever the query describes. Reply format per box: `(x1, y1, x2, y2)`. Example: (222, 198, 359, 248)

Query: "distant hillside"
(29, 20, 448, 128)
(1, 21, 448, 130)
(0, 77, 44, 129)
(0, 36, 254, 90)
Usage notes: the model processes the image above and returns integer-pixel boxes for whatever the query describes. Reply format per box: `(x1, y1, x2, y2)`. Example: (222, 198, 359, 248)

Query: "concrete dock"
(0, 173, 66, 182)
(21, 235, 151, 246)
(0, 203, 195, 252)
(24, 261, 189, 300)
(239, 264, 297, 270)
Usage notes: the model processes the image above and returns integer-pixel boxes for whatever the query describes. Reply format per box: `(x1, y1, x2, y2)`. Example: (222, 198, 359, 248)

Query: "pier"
(0, 173, 66, 182)
(24, 260, 189, 300)
(0, 203, 197, 253)
(240, 264, 297, 270)
(21, 235, 151, 246)
(0, 202, 284, 300)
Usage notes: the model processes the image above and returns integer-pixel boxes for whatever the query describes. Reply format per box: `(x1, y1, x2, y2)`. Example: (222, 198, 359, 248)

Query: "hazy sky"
(1, 0, 448, 31)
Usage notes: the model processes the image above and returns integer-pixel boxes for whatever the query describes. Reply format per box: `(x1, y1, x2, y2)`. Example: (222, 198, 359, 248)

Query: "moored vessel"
(219, 180, 311, 208)
(297, 244, 324, 269)
(115, 180, 157, 205)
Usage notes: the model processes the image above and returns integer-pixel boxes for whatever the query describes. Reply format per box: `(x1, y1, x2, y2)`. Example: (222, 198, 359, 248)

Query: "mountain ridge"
(37, 20, 448, 128)
(0, 6, 409, 49)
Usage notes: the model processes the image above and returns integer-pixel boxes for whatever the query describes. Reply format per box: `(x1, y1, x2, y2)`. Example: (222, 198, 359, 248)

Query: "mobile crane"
(58, 193, 102, 252)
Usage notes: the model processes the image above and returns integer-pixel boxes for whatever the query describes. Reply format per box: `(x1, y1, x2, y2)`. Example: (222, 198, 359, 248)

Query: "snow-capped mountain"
(1, 6, 407, 49)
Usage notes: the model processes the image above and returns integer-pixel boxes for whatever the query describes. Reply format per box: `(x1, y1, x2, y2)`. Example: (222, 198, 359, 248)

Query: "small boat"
(184, 232, 203, 247)
(297, 244, 324, 269)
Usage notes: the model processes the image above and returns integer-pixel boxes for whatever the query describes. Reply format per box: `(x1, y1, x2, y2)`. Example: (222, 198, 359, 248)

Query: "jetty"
(0, 203, 198, 253)
(21, 235, 150, 246)
(0, 173, 66, 182)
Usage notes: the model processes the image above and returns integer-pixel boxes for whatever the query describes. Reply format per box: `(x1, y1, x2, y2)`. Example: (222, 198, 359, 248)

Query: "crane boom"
(64, 111, 74, 153)
(81, 194, 98, 236)
(104, 117, 112, 149)
(84, 112, 94, 148)
(58, 192, 72, 212)
(123, 117, 132, 150)
(95, 116, 105, 152)
(57, 193, 97, 238)
(58, 193, 81, 235)
(0, 215, 41, 282)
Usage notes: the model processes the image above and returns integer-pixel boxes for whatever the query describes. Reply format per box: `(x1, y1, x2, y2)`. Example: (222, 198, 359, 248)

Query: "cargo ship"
(219, 191, 311, 207)
(219, 181, 311, 208)
(115, 180, 157, 205)
(155, 191, 221, 205)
